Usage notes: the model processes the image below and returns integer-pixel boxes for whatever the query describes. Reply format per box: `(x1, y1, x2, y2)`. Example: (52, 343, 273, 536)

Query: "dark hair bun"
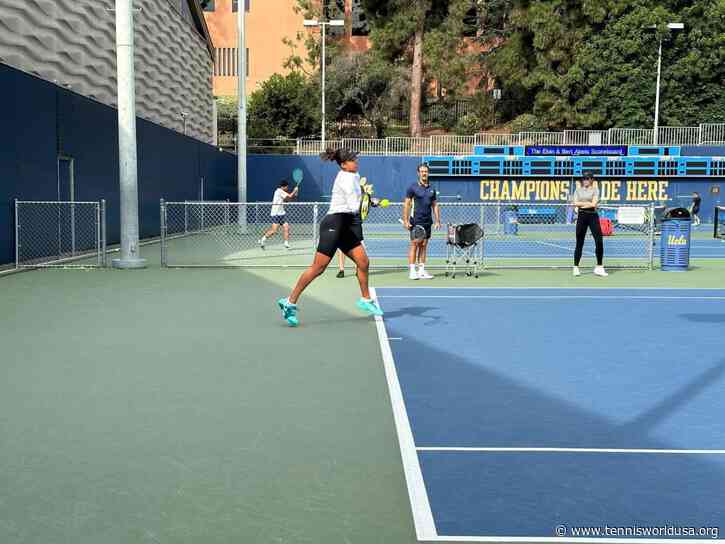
(320, 147, 359, 165)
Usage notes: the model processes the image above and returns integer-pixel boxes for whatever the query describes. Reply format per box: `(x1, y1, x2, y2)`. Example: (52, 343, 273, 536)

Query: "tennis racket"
(292, 168, 304, 188)
(398, 219, 427, 240)
(360, 192, 371, 221)
(358, 177, 390, 220)
(411, 225, 427, 240)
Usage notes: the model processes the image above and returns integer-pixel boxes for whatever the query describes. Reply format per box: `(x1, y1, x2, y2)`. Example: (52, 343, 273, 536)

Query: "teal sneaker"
(356, 298, 384, 317)
(277, 297, 299, 327)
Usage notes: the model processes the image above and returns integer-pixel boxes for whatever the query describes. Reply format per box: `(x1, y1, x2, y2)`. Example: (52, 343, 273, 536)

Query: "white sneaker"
(284, 243, 291, 250)
(573, 266, 581, 277)
(594, 266, 608, 277)
(409, 268, 419, 280)
(258, 238, 265, 249)
(418, 269, 434, 280)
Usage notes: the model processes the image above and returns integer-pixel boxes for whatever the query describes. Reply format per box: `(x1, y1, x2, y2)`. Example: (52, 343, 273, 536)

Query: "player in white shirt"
(276, 148, 383, 326)
(258, 180, 298, 249)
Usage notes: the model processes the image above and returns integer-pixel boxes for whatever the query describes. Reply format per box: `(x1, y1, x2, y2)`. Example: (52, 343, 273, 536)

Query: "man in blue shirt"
(403, 164, 441, 280)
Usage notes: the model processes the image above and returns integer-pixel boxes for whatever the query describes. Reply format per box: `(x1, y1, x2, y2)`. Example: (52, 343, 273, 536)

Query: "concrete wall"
(0, 0, 214, 142)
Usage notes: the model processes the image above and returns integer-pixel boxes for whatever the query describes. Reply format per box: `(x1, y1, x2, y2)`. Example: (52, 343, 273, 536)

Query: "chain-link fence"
(161, 201, 655, 270)
(15, 200, 107, 268)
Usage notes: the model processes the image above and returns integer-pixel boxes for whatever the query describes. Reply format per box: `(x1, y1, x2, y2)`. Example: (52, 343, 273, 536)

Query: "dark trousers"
(575, 211, 604, 266)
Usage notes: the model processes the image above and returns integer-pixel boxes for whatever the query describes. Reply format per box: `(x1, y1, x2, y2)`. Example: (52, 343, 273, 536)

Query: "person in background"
(690, 192, 702, 226)
(403, 164, 441, 280)
(259, 180, 298, 250)
(572, 171, 608, 277)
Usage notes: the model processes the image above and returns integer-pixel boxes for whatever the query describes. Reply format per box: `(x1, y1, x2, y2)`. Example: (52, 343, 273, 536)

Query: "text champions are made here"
(479, 179, 670, 202)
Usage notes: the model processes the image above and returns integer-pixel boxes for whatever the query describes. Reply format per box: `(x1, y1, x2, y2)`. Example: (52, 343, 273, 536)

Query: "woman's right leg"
(289, 252, 332, 304)
(263, 224, 279, 238)
(345, 245, 370, 299)
(288, 215, 341, 303)
(588, 215, 604, 266)
(574, 214, 588, 266)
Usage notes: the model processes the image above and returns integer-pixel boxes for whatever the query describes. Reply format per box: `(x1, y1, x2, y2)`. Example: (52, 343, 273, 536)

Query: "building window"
(201, 0, 215, 11)
(351, 0, 369, 36)
(323, 0, 345, 37)
(214, 48, 240, 77)
(232, 0, 250, 12)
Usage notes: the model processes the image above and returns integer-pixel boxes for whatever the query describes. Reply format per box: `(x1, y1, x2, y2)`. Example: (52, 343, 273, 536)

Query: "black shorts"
(317, 213, 364, 258)
(410, 222, 432, 240)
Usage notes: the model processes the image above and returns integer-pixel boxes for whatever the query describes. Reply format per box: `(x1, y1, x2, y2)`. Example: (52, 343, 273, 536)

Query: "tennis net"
(160, 201, 656, 270)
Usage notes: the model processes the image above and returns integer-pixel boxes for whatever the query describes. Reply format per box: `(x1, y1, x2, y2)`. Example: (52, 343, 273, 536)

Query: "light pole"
(237, 0, 247, 228)
(492, 88, 501, 127)
(649, 22, 684, 145)
(303, 18, 345, 148)
(112, 0, 146, 268)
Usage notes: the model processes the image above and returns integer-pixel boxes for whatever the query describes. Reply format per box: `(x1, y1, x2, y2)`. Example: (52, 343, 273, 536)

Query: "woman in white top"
(259, 180, 298, 249)
(276, 148, 383, 327)
(572, 171, 607, 277)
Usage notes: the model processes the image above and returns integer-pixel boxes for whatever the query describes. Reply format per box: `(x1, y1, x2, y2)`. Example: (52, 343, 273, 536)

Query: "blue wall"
(1, 63, 236, 265)
(246, 155, 421, 202)
(247, 155, 723, 221)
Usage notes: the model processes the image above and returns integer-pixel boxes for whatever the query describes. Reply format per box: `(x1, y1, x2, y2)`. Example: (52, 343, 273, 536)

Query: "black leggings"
(575, 211, 604, 266)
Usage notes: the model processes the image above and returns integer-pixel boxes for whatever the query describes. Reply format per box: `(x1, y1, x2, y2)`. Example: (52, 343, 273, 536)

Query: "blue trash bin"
(503, 210, 518, 235)
(660, 217, 691, 271)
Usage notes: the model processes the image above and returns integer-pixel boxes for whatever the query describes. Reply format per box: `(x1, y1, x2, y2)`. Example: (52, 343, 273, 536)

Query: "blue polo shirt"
(406, 182, 437, 225)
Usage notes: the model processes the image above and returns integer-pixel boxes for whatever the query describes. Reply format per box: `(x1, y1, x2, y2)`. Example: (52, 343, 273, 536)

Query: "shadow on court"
(386, 328, 725, 536)
(680, 313, 725, 323)
(0, 266, 422, 544)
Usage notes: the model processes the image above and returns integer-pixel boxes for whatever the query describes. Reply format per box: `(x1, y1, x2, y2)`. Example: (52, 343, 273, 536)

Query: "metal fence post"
(101, 199, 107, 267)
(648, 203, 656, 270)
(96, 201, 102, 266)
(184, 201, 188, 234)
(14, 199, 19, 269)
(312, 204, 319, 251)
(225, 199, 230, 226)
(160, 199, 167, 267)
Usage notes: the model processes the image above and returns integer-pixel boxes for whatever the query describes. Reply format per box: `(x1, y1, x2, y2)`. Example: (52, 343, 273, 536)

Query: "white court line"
(376, 287, 725, 290)
(421, 537, 725, 543)
(370, 287, 437, 540)
(378, 295, 725, 300)
(417, 447, 725, 454)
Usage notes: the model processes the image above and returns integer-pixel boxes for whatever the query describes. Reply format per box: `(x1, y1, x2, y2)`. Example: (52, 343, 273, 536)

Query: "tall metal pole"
(321, 22, 327, 148)
(113, 0, 146, 268)
(653, 37, 663, 146)
(237, 0, 247, 228)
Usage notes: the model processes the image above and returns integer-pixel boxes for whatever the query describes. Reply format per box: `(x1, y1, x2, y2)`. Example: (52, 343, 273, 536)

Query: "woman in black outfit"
(572, 171, 607, 277)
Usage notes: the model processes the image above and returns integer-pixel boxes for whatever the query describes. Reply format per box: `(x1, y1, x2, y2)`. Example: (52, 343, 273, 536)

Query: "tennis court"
(3, 250, 725, 543)
(374, 287, 725, 541)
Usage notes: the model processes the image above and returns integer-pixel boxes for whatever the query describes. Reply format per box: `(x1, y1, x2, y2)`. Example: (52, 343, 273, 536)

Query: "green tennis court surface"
(2, 246, 724, 543)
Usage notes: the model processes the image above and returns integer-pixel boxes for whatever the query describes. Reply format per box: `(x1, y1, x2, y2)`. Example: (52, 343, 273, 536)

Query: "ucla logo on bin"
(667, 234, 688, 246)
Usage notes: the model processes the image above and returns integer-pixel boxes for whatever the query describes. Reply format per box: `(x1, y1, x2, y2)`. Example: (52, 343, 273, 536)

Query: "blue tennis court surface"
(373, 288, 725, 541)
